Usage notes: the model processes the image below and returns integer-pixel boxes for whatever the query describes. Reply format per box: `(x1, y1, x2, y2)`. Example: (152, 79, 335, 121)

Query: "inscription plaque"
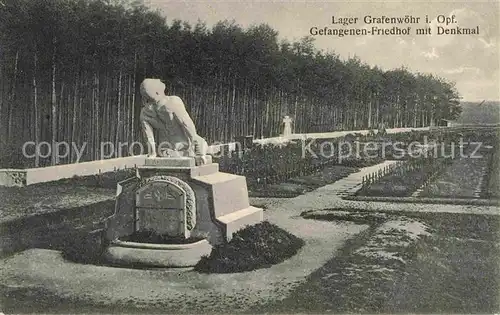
(136, 208, 184, 236)
(136, 181, 185, 209)
(135, 181, 187, 237)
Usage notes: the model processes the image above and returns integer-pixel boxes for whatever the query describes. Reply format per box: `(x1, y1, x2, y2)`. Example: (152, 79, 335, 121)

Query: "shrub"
(195, 221, 304, 273)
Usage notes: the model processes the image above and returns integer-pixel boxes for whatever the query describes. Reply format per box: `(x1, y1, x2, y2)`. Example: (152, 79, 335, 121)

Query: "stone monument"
(102, 78, 263, 267)
(282, 115, 293, 137)
(139, 78, 210, 165)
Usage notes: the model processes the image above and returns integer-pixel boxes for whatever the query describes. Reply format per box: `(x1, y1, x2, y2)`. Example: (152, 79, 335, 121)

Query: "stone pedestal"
(104, 157, 263, 246)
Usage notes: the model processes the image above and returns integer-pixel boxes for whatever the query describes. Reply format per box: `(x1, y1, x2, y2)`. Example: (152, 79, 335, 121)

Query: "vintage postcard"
(0, 0, 498, 313)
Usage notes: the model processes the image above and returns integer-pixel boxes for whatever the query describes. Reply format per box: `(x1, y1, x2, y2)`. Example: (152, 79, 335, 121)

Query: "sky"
(145, 0, 499, 102)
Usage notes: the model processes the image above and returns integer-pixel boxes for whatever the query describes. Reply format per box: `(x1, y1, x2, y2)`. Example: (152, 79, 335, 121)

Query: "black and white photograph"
(0, 0, 499, 313)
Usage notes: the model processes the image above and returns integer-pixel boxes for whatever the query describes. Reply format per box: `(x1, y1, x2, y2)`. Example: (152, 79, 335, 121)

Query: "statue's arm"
(171, 96, 198, 139)
(140, 111, 157, 157)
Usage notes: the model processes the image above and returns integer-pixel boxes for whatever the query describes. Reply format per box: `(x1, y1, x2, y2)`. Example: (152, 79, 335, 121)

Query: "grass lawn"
(0, 169, 135, 223)
(258, 210, 499, 313)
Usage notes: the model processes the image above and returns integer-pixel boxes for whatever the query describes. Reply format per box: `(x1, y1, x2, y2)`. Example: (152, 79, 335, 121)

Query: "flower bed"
(420, 144, 493, 198)
(485, 143, 500, 199)
(216, 137, 384, 187)
(247, 165, 359, 198)
(357, 157, 452, 197)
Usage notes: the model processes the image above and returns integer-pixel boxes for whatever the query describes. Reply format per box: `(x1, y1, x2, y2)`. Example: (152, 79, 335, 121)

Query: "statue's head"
(140, 78, 166, 105)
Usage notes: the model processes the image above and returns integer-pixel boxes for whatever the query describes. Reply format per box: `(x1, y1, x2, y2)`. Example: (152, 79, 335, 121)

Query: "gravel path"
(1, 160, 496, 312)
(0, 225, 367, 313)
(0, 181, 370, 313)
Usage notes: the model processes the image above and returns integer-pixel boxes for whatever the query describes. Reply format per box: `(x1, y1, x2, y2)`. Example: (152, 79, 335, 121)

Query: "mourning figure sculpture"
(139, 78, 208, 160)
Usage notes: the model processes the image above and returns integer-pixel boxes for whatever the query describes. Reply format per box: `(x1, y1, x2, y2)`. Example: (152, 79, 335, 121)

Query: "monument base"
(103, 239, 212, 268)
(144, 156, 213, 168)
(189, 170, 264, 242)
(104, 156, 264, 261)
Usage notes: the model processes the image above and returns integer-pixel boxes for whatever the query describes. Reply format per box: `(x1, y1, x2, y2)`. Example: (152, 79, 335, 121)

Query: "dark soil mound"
(61, 229, 108, 264)
(195, 221, 304, 273)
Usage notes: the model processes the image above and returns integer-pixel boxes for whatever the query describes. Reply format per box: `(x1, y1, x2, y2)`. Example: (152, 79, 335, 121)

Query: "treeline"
(0, 0, 461, 167)
(455, 101, 500, 125)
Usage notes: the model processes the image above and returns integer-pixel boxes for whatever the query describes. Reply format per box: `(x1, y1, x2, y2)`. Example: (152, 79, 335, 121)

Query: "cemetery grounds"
(0, 127, 499, 313)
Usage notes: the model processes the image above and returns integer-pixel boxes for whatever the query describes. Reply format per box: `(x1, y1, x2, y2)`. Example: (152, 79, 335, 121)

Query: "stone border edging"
(0, 155, 147, 187)
(111, 239, 209, 250)
(104, 239, 212, 267)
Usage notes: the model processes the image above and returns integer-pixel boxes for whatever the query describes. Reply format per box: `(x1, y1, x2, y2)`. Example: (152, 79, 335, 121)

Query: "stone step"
(217, 206, 264, 241)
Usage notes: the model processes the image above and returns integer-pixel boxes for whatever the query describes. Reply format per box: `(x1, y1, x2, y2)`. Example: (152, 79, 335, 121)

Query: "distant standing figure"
(377, 122, 387, 136)
(282, 115, 293, 137)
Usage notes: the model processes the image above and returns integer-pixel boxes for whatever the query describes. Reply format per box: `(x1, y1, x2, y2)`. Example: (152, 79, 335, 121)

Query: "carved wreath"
(6, 171, 27, 186)
(142, 175, 196, 230)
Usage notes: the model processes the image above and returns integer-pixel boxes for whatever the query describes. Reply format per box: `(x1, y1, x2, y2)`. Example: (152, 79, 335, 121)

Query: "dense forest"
(0, 0, 461, 167)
